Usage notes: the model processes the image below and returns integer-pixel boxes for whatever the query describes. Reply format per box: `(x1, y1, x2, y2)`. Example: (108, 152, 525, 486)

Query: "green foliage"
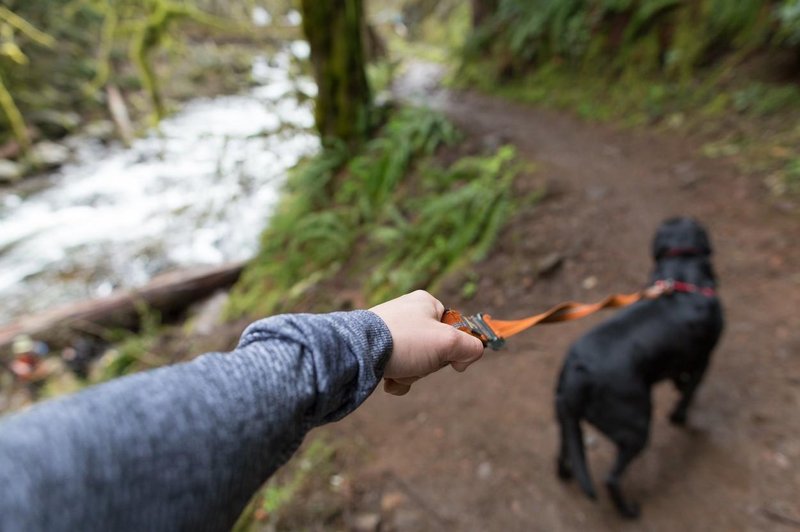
(90, 303, 166, 383)
(0, 1, 115, 140)
(232, 437, 340, 531)
(706, 0, 765, 46)
(227, 107, 523, 318)
(471, 53, 800, 195)
(466, 0, 590, 67)
(0, 6, 55, 147)
(777, 0, 800, 45)
(262, 439, 334, 513)
(383, 0, 471, 66)
(465, 0, 786, 79)
(0, 1, 251, 142)
(367, 145, 520, 302)
(339, 108, 459, 220)
(462, 0, 800, 196)
(783, 157, 800, 192)
(732, 83, 800, 115)
(130, 1, 230, 122)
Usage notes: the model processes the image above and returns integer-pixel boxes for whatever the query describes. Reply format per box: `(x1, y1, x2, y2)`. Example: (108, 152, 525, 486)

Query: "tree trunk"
(471, 0, 499, 28)
(300, 0, 371, 145)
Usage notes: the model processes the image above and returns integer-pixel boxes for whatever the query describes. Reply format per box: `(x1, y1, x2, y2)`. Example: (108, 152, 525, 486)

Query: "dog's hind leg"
(556, 399, 597, 499)
(606, 431, 648, 519)
(556, 406, 573, 481)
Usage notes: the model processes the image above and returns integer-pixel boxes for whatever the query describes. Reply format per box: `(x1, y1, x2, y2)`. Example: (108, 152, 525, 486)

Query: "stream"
(0, 42, 318, 325)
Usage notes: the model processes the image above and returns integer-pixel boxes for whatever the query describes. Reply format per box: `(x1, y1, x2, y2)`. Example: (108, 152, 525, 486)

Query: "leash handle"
(442, 309, 506, 350)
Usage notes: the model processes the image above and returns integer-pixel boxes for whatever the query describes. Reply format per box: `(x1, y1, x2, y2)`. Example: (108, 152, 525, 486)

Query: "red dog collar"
(654, 279, 716, 297)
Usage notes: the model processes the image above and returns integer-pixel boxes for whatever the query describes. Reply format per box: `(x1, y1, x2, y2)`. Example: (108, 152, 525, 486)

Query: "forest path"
(326, 67, 800, 531)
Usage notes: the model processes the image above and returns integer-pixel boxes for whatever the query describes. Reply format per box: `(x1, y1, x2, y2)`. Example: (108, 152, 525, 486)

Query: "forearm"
(0, 310, 392, 532)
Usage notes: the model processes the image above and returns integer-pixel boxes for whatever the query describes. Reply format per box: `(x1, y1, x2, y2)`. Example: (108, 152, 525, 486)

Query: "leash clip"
(442, 309, 506, 350)
(652, 279, 675, 296)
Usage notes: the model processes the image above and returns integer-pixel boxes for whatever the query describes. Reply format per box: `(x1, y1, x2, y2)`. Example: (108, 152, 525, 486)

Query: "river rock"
(537, 252, 564, 277)
(352, 513, 381, 532)
(380, 491, 407, 513)
(0, 159, 23, 184)
(186, 291, 229, 336)
(30, 110, 81, 139)
(476, 461, 492, 480)
(83, 120, 116, 142)
(30, 141, 71, 169)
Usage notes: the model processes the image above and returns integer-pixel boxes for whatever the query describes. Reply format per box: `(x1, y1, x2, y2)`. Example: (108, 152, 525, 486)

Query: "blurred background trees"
(300, 0, 372, 145)
(470, 0, 498, 28)
(464, 0, 800, 79)
(0, 0, 379, 153)
(3, 0, 800, 188)
(0, 0, 264, 150)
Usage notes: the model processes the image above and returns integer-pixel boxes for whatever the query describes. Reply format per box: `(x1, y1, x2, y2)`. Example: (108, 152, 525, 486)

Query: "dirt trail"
(318, 77, 800, 531)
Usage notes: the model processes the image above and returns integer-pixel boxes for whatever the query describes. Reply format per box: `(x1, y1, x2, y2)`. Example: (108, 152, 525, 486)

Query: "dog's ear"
(653, 217, 712, 259)
(653, 233, 668, 260)
(652, 218, 682, 259)
(694, 225, 713, 256)
(686, 218, 713, 256)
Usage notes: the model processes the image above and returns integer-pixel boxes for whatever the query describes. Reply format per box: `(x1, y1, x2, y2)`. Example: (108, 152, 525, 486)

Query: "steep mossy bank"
(227, 106, 532, 319)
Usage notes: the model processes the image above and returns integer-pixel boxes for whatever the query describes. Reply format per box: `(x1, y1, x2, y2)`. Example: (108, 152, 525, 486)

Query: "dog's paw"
(619, 501, 641, 519)
(669, 410, 688, 426)
(557, 459, 573, 481)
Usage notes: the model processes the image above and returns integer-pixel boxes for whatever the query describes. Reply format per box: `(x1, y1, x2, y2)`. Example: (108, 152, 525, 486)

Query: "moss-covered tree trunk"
(471, 0, 498, 28)
(300, 0, 371, 145)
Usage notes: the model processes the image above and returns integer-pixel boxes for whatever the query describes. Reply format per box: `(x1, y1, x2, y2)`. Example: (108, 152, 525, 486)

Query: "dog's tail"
(557, 400, 597, 500)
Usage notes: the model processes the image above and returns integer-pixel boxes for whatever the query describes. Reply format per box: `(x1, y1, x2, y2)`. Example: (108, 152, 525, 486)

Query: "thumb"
(445, 328, 485, 372)
(384, 378, 412, 396)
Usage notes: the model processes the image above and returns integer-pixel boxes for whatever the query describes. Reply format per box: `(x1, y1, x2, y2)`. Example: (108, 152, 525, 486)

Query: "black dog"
(555, 217, 724, 518)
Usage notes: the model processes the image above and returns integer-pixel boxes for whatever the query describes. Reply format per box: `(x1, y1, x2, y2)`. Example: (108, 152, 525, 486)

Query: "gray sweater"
(0, 310, 393, 532)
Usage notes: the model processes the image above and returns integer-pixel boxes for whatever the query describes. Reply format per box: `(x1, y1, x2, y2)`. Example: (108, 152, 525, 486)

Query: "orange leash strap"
(442, 283, 668, 350)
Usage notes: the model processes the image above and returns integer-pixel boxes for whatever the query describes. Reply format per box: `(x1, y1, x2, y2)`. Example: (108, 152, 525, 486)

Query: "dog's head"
(652, 217, 712, 261)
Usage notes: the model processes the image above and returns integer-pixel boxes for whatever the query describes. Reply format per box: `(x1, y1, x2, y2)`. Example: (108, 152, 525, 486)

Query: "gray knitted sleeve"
(0, 309, 393, 532)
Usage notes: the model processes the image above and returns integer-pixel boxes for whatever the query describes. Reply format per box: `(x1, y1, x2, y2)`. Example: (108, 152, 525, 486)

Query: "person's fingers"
(431, 296, 445, 319)
(391, 376, 421, 386)
(409, 289, 445, 319)
(442, 326, 485, 371)
(384, 378, 412, 396)
(373, 290, 487, 392)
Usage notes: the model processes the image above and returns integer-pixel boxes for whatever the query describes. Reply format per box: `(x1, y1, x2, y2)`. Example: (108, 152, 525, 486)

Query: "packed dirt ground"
(296, 87, 800, 531)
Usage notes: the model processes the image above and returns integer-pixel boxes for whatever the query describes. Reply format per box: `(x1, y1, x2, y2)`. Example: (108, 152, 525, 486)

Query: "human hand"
(369, 290, 485, 396)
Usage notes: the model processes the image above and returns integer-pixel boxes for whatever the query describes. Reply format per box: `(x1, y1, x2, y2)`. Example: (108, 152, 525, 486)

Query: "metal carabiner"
(441, 309, 506, 350)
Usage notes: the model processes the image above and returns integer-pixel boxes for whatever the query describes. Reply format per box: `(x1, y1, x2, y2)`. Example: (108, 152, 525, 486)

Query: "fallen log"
(0, 261, 247, 354)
